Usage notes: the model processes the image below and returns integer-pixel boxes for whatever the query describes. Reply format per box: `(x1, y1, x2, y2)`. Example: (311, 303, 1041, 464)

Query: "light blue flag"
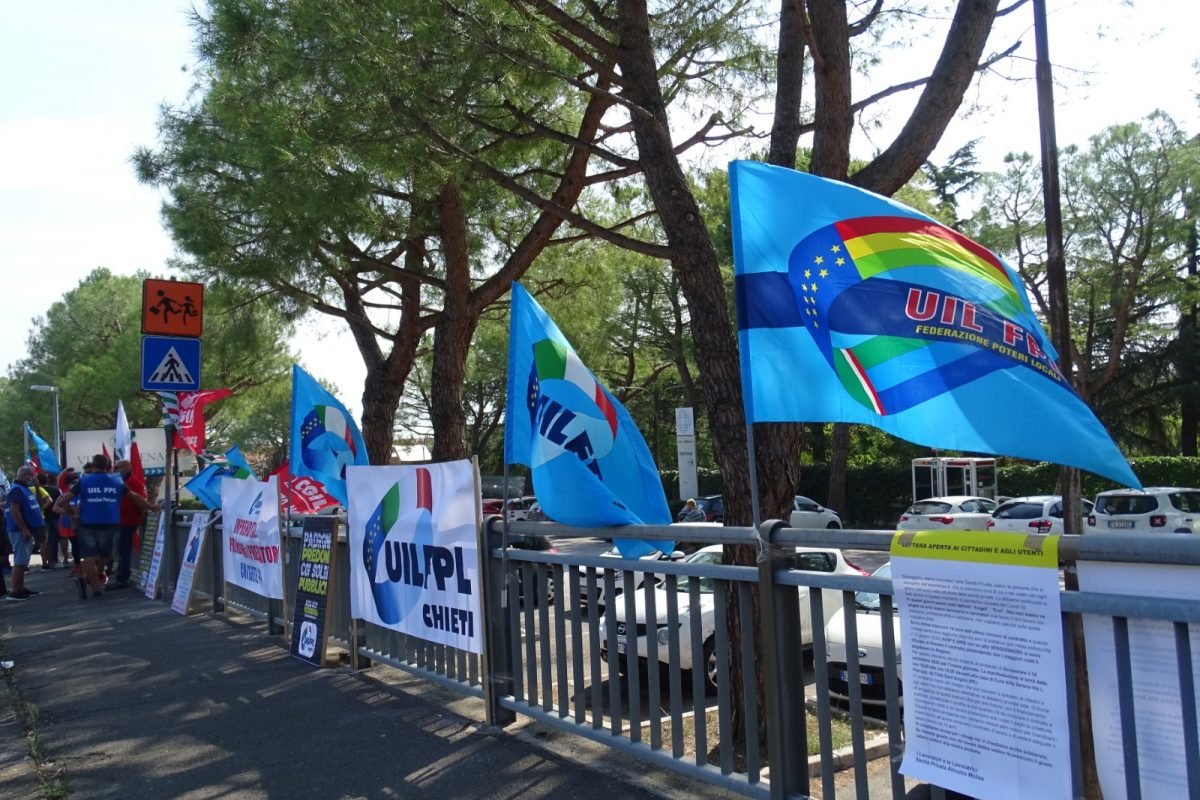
(504, 282, 672, 557)
(25, 422, 61, 474)
(729, 160, 1140, 488)
(289, 364, 368, 505)
(183, 445, 256, 509)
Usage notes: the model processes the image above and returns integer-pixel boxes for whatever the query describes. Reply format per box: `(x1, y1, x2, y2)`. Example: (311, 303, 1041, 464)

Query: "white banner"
(220, 477, 284, 600)
(347, 460, 482, 654)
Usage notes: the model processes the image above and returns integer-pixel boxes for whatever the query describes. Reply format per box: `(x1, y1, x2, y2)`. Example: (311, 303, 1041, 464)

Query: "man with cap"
(5, 466, 45, 601)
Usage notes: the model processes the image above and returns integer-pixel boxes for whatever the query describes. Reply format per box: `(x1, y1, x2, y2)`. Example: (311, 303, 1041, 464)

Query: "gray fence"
(140, 512, 1200, 800)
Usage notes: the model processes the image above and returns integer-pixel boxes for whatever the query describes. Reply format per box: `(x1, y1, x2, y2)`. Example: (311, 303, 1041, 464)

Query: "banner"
(347, 461, 482, 654)
(171, 512, 210, 615)
(289, 364, 367, 505)
(291, 515, 337, 667)
(504, 282, 671, 558)
(115, 399, 132, 460)
(174, 388, 231, 453)
(728, 160, 1139, 488)
(220, 476, 284, 600)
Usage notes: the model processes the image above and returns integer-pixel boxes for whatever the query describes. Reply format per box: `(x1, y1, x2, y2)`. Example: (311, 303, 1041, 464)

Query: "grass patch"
(641, 701, 885, 764)
(0, 639, 69, 799)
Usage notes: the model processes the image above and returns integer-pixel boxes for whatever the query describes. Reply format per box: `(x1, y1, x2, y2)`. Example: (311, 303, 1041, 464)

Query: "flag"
(115, 400, 132, 460)
(504, 282, 671, 558)
(728, 160, 1141, 489)
(182, 445, 256, 510)
(174, 388, 232, 452)
(158, 392, 179, 426)
(102, 442, 111, 462)
(24, 422, 61, 474)
(270, 464, 338, 515)
(130, 440, 146, 485)
(289, 364, 368, 506)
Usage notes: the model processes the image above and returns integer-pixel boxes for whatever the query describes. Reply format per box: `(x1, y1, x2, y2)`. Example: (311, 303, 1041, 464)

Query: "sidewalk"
(0, 564, 741, 800)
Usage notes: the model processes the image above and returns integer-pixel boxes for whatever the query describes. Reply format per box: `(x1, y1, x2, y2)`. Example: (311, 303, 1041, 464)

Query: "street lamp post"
(30, 385, 61, 467)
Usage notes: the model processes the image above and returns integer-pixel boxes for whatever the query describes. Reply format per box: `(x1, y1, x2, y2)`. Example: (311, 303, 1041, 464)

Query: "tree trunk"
(430, 182, 474, 462)
(827, 423, 850, 517)
(616, 0, 762, 746)
(1181, 219, 1198, 455)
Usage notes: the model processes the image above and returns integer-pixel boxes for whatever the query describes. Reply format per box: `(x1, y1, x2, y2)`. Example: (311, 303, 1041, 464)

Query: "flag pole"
(744, 422, 765, 557)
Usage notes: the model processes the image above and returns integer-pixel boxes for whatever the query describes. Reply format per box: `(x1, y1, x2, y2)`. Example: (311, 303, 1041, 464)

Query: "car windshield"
(994, 501, 1044, 520)
(1096, 495, 1159, 515)
(1170, 492, 1200, 513)
(672, 549, 721, 593)
(855, 563, 891, 612)
(907, 501, 951, 515)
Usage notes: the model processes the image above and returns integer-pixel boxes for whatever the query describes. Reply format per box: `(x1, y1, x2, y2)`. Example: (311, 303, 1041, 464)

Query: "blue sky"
(1, 1, 1197, 419)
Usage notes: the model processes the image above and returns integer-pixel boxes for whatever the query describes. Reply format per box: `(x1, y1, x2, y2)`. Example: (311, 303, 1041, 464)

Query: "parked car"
(505, 496, 539, 523)
(481, 498, 504, 516)
(1087, 487, 1200, 534)
(526, 501, 550, 522)
(987, 495, 1094, 535)
(896, 495, 997, 531)
(790, 495, 842, 529)
(825, 562, 900, 708)
(695, 494, 725, 523)
(577, 546, 684, 609)
(507, 531, 556, 606)
(601, 544, 865, 691)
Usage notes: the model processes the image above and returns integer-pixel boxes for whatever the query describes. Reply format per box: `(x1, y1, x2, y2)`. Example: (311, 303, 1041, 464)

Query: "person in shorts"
(55, 454, 154, 600)
(6, 466, 45, 601)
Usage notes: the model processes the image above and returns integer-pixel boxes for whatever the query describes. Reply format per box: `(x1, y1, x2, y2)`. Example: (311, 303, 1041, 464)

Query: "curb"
(808, 732, 892, 772)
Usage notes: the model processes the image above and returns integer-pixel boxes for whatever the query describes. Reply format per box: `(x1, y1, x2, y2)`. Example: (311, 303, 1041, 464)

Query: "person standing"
(110, 459, 147, 591)
(5, 466, 46, 601)
(35, 472, 60, 569)
(54, 454, 152, 600)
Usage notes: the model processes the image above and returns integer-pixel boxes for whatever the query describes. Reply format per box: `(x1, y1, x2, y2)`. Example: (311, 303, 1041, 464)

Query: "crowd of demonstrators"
(54, 454, 156, 600)
(5, 466, 46, 601)
(36, 472, 59, 569)
(56, 468, 80, 573)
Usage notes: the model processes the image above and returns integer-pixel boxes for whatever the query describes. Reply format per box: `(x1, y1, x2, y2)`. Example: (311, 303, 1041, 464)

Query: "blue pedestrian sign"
(141, 335, 202, 391)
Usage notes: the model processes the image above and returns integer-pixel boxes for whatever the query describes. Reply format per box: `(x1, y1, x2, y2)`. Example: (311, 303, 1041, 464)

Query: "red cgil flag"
(270, 464, 338, 514)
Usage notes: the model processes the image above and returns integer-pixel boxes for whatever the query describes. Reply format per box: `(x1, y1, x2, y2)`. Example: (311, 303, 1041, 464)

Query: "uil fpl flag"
(504, 282, 672, 558)
(346, 461, 482, 654)
(220, 476, 284, 600)
(290, 364, 368, 505)
(729, 160, 1140, 488)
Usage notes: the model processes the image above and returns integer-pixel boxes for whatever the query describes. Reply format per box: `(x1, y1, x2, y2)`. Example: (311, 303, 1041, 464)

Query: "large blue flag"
(25, 422, 61, 474)
(504, 282, 672, 557)
(290, 364, 368, 505)
(183, 445, 256, 509)
(729, 160, 1140, 488)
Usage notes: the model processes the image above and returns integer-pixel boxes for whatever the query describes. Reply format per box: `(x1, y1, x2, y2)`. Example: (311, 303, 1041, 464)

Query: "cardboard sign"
(140, 512, 166, 599)
(143, 278, 204, 337)
(171, 512, 211, 615)
(290, 516, 337, 666)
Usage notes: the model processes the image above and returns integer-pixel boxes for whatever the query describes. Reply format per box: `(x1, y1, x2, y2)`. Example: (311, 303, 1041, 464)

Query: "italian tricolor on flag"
(533, 339, 618, 437)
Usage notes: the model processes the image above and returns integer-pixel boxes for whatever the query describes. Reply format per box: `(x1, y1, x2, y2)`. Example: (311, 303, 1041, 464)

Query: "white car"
(987, 495, 1093, 535)
(1087, 487, 1200, 534)
(601, 544, 866, 690)
(825, 562, 900, 708)
(896, 495, 997, 531)
(577, 546, 683, 608)
(789, 495, 842, 529)
(505, 496, 538, 522)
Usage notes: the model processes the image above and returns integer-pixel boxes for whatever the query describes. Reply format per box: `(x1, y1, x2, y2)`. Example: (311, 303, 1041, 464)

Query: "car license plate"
(838, 670, 873, 685)
(1107, 520, 1135, 529)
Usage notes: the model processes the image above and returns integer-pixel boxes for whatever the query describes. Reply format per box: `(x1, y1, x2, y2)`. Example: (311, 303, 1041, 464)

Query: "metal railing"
(137, 512, 1200, 800)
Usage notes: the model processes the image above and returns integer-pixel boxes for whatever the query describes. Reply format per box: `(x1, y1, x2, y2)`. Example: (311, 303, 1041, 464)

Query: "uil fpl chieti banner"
(220, 476, 284, 600)
(347, 461, 482, 654)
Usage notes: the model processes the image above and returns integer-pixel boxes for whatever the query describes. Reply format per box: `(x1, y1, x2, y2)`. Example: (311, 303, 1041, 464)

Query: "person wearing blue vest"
(6, 465, 45, 601)
(54, 454, 155, 600)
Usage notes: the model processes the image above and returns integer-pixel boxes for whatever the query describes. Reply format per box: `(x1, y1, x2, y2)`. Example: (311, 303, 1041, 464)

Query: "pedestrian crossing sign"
(141, 335, 202, 391)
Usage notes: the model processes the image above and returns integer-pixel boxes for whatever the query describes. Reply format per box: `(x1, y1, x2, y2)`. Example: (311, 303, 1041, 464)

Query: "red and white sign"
(272, 465, 338, 514)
